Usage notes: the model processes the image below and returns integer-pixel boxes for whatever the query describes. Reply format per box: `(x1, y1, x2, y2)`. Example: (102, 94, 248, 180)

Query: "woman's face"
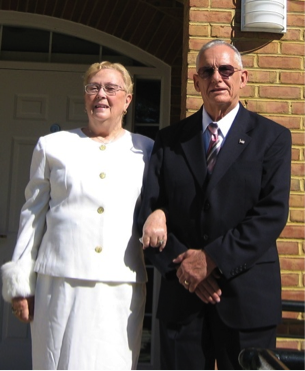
(84, 68, 132, 124)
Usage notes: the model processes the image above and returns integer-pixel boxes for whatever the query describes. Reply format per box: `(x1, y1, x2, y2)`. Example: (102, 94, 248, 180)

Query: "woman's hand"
(11, 296, 34, 323)
(141, 209, 167, 251)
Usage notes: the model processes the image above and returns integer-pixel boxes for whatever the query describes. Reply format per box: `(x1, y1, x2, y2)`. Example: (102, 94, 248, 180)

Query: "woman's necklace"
(84, 126, 124, 148)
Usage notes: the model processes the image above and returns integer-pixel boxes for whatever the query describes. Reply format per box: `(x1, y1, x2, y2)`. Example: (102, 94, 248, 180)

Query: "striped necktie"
(206, 122, 222, 173)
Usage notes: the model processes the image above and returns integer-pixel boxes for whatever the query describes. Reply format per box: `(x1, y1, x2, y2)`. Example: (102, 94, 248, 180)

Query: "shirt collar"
(201, 104, 240, 137)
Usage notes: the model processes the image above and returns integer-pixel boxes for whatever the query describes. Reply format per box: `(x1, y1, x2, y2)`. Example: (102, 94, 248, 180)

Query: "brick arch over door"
(0, 0, 184, 124)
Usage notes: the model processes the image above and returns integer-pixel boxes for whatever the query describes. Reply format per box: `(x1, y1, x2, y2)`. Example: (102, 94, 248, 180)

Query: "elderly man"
(139, 39, 291, 369)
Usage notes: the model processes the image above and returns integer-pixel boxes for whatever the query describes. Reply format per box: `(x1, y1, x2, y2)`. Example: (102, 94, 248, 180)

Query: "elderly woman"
(1, 62, 163, 370)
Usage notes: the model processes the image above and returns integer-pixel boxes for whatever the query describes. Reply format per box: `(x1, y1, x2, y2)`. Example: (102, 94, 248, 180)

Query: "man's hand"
(173, 249, 217, 292)
(195, 274, 222, 304)
(141, 209, 167, 251)
(11, 296, 34, 323)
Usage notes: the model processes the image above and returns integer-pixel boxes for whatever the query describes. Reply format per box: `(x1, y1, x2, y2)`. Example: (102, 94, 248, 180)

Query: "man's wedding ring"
(184, 280, 189, 286)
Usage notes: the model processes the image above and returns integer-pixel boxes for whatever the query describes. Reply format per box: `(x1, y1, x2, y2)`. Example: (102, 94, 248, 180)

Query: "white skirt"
(31, 274, 146, 370)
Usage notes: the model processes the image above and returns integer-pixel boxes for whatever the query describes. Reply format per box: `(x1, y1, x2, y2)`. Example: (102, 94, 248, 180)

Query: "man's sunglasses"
(197, 65, 242, 79)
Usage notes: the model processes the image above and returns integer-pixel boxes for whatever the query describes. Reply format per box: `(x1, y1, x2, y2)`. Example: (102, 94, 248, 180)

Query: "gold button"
(99, 145, 106, 151)
(97, 206, 104, 214)
(95, 246, 102, 253)
(100, 172, 106, 179)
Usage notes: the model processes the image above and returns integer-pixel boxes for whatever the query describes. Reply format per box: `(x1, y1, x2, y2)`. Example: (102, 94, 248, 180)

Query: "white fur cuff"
(1, 260, 36, 302)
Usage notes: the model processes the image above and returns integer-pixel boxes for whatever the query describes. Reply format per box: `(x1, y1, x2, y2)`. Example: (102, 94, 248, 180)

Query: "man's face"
(193, 44, 248, 116)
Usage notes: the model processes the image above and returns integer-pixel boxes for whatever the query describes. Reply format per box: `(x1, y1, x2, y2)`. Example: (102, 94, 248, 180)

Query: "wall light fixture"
(241, 0, 287, 33)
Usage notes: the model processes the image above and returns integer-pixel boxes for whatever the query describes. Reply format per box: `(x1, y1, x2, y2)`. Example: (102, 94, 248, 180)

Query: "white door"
(0, 67, 88, 369)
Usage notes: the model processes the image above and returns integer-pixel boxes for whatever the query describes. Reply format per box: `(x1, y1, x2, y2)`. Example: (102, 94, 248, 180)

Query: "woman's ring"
(184, 280, 189, 286)
(158, 240, 164, 246)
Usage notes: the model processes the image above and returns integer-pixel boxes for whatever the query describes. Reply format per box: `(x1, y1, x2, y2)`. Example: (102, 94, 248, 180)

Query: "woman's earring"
(123, 110, 127, 116)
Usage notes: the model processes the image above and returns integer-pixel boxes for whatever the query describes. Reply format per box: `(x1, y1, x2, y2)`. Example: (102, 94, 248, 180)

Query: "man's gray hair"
(196, 39, 243, 71)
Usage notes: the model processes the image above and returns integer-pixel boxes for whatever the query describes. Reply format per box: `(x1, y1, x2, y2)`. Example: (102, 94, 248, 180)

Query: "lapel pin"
(239, 139, 245, 144)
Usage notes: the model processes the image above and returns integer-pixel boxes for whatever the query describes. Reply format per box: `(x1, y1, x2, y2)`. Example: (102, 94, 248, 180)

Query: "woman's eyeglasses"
(197, 65, 241, 80)
(84, 83, 126, 96)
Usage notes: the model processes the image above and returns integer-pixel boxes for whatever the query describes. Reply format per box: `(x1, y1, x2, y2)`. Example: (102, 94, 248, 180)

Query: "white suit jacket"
(2, 128, 153, 302)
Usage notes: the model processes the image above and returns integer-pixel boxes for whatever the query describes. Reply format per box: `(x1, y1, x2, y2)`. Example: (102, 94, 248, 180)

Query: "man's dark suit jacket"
(139, 103, 291, 329)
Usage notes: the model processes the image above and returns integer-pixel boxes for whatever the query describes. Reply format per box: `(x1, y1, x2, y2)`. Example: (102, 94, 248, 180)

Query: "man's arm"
(138, 133, 188, 276)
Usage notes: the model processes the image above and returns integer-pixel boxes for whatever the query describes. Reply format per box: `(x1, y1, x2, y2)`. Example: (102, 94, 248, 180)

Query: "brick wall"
(184, 0, 305, 351)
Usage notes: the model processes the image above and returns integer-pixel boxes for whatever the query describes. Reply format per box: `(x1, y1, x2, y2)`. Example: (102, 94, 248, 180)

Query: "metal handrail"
(282, 300, 305, 313)
(239, 301, 305, 369)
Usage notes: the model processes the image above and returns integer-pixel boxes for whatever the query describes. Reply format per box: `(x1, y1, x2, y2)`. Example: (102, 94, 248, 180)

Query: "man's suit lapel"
(180, 109, 207, 188)
(206, 104, 254, 194)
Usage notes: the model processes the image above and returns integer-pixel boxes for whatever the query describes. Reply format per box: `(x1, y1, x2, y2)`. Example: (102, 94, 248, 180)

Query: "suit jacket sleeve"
(138, 131, 189, 276)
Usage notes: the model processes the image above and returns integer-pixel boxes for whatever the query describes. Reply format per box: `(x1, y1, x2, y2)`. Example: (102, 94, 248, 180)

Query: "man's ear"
(193, 75, 201, 92)
(240, 70, 248, 89)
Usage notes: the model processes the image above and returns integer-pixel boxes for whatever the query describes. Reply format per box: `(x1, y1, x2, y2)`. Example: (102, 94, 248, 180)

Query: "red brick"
(292, 102, 305, 115)
(235, 39, 278, 53)
(292, 133, 305, 146)
(188, 53, 198, 65)
(188, 69, 197, 79)
(259, 86, 301, 99)
(280, 225, 305, 239)
(281, 273, 300, 287)
(282, 43, 305, 56)
(281, 290, 305, 301)
(190, 0, 209, 7)
(290, 179, 301, 192)
(241, 55, 255, 68)
(248, 71, 277, 84)
(190, 10, 233, 23)
(211, 25, 232, 38)
(281, 311, 301, 320)
(290, 210, 305, 223)
(291, 148, 300, 161)
(287, 13, 305, 28)
(277, 241, 299, 255)
(280, 257, 305, 271)
(186, 97, 202, 110)
(281, 72, 305, 84)
(189, 25, 209, 36)
(258, 56, 301, 69)
(276, 339, 301, 350)
(282, 29, 302, 41)
(291, 163, 305, 177)
(187, 84, 197, 95)
(247, 101, 289, 115)
(240, 85, 255, 98)
(211, 0, 237, 9)
(254, 43, 279, 54)
(288, 0, 305, 13)
(289, 194, 305, 208)
(189, 38, 214, 52)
